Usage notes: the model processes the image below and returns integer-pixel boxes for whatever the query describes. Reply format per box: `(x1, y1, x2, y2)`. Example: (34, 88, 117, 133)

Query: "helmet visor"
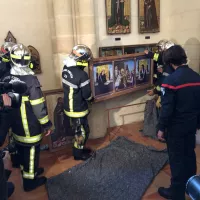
(11, 54, 31, 67)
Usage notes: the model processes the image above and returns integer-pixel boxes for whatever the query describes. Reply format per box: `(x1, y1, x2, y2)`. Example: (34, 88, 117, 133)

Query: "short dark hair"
(163, 45, 187, 66)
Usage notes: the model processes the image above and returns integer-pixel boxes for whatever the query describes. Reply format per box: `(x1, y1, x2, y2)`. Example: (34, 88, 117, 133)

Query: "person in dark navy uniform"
(157, 45, 200, 200)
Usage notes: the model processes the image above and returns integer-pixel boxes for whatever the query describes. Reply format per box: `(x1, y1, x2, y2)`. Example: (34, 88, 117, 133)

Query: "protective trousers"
(15, 144, 40, 181)
(167, 133, 196, 200)
(71, 116, 90, 157)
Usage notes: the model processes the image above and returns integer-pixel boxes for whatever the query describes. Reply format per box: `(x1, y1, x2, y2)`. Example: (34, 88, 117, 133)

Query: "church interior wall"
(0, 0, 200, 139)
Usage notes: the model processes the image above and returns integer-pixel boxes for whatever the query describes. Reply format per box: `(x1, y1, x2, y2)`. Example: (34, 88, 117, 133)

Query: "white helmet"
(0, 42, 16, 61)
(10, 44, 31, 68)
(164, 41, 175, 51)
(69, 44, 93, 62)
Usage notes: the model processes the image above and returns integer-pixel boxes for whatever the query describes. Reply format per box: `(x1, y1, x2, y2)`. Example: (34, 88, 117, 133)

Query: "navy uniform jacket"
(62, 65, 93, 118)
(158, 65, 200, 135)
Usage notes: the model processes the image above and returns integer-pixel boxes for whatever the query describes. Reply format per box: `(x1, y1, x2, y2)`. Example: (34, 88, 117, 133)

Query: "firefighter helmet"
(10, 44, 31, 68)
(157, 39, 168, 52)
(69, 44, 93, 62)
(164, 40, 175, 51)
(0, 42, 16, 61)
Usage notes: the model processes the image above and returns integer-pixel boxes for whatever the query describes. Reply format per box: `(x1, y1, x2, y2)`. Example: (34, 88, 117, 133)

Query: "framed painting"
(99, 43, 157, 57)
(114, 59, 135, 91)
(138, 0, 160, 33)
(43, 89, 73, 152)
(106, 0, 131, 34)
(90, 53, 153, 102)
(136, 56, 152, 85)
(28, 45, 42, 74)
(99, 46, 123, 57)
(93, 62, 114, 97)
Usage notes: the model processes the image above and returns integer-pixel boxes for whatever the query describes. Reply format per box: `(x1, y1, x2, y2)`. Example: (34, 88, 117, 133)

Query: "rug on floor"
(46, 136, 168, 200)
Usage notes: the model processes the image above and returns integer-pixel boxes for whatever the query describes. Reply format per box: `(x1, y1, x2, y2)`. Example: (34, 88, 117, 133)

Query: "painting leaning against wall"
(43, 89, 74, 152)
(106, 0, 131, 34)
(138, 0, 160, 33)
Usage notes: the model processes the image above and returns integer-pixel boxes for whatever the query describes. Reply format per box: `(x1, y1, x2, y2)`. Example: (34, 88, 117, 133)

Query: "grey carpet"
(46, 136, 168, 200)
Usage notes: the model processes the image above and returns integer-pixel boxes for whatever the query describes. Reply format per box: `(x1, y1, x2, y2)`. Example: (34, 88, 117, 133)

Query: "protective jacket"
(158, 65, 200, 134)
(62, 64, 93, 118)
(8, 75, 52, 146)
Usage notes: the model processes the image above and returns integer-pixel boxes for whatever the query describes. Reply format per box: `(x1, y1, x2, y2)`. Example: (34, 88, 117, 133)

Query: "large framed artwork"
(43, 89, 73, 152)
(138, 0, 160, 33)
(136, 56, 151, 85)
(90, 53, 153, 102)
(99, 43, 158, 57)
(106, 0, 131, 34)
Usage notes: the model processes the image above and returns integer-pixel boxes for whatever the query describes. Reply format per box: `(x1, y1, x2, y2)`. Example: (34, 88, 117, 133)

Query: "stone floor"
(6, 121, 198, 200)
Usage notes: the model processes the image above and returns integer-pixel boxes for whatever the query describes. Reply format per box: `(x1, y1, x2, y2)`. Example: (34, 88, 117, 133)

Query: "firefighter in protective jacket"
(8, 44, 52, 192)
(62, 44, 94, 161)
(146, 40, 175, 108)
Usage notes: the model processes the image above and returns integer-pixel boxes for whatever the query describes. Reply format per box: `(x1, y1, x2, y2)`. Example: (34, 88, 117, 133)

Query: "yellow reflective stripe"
(76, 61, 88, 67)
(69, 87, 74, 112)
(29, 146, 35, 174)
(74, 141, 84, 149)
(30, 97, 45, 105)
(74, 141, 78, 148)
(64, 109, 89, 118)
(153, 53, 159, 61)
(12, 133, 42, 144)
(11, 54, 31, 60)
(38, 115, 49, 124)
(20, 101, 30, 137)
(11, 54, 21, 59)
(2, 58, 9, 62)
(23, 171, 34, 179)
(29, 63, 33, 69)
(24, 56, 31, 60)
(86, 95, 93, 101)
(156, 86, 161, 91)
(22, 96, 29, 101)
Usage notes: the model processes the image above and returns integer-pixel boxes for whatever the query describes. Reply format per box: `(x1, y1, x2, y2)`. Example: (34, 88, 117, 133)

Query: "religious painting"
(43, 89, 73, 152)
(136, 57, 151, 85)
(90, 54, 153, 102)
(106, 0, 131, 34)
(4, 31, 17, 43)
(138, 0, 160, 33)
(114, 59, 135, 91)
(99, 43, 157, 57)
(28, 45, 42, 74)
(100, 46, 123, 57)
(93, 62, 114, 97)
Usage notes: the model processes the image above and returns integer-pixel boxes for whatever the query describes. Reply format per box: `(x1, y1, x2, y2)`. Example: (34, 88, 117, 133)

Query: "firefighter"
(0, 42, 22, 169)
(8, 44, 52, 191)
(145, 39, 175, 78)
(62, 44, 94, 161)
(146, 40, 175, 107)
(157, 45, 200, 199)
(0, 42, 16, 79)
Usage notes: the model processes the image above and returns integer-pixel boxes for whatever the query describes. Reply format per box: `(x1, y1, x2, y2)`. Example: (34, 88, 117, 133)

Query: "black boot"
(5, 169, 12, 180)
(23, 176, 47, 192)
(36, 168, 44, 176)
(7, 182, 15, 198)
(158, 187, 172, 199)
(83, 147, 93, 154)
(10, 154, 20, 168)
(73, 147, 91, 161)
